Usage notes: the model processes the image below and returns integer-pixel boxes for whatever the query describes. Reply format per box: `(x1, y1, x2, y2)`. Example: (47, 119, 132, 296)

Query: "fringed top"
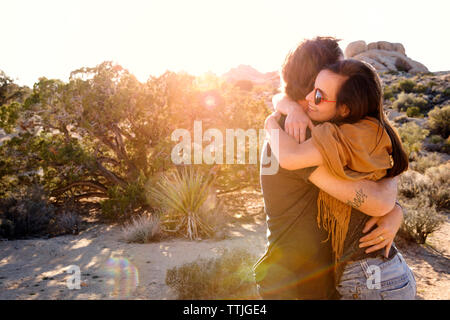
(310, 117, 393, 263)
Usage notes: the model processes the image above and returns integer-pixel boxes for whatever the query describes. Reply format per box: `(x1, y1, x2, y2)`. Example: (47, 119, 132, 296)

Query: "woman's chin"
(306, 111, 320, 122)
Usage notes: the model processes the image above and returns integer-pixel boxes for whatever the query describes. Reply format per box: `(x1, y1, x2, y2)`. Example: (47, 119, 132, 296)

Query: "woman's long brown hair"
(324, 59, 409, 177)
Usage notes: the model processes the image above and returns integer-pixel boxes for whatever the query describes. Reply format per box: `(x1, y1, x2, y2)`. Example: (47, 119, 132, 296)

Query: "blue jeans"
(337, 252, 416, 300)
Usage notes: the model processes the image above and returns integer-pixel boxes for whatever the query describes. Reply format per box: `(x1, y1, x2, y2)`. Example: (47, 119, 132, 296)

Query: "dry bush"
(427, 105, 450, 138)
(397, 79, 416, 93)
(399, 165, 449, 210)
(398, 122, 429, 158)
(399, 197, 446, 244)
(393, 92, 428, 112)
(121, 213, 161, 243)
(398, 166, 449, 243)
(0, 186, 55, 239)
(0, 185, 84, 239)
(424, 164, 450, 210)
(409, 152, 444, 173)
(54, 211, 82, 235)
(165, 248, 258, 299)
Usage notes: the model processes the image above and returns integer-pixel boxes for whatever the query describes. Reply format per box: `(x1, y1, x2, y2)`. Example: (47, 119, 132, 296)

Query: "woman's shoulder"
(313, 117, 382, 137)
(339, 117, 380, 130)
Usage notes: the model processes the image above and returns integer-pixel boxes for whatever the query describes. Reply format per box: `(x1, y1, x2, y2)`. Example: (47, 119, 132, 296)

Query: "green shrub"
(432, 94, 442, 104)
(383, 86, 394, 100)
(385, 70, 399, 75)
(443, 87, 450, 97)
(409, 152, 444, 173)
(406, 106, 422, 118)
(392, 92, 428, 112)
(165, 248, 258, 299)
(398, 79, 416, 93)
(430, 134, 444, 144)
(398, 122, 429, 158)
(445, 137, 450, 154)
(121, 213, 160, 243)
(426, 135, 450, 154)
(100, 172, 148, 220)
(149, 167, 225, 240)
(428, 81, 437, 88)
(427, 105, 450, 138)
(413, 84, 428, 94)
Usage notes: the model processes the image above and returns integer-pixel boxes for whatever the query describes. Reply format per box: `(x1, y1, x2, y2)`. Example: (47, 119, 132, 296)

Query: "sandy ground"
(0, 190, 448, 300)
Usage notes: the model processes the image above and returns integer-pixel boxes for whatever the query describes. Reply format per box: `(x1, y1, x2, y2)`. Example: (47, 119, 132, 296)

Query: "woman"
(265, 59, 416, 299)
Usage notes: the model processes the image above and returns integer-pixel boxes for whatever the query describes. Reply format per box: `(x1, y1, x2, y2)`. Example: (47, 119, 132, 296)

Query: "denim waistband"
(344, 253, 403, 276)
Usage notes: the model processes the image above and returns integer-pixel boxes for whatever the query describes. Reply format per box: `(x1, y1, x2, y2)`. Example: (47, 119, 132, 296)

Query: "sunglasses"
(314, 88, 336, 105)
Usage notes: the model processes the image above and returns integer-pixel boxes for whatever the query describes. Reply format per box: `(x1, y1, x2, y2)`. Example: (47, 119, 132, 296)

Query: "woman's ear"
(338, 104, 350, 118)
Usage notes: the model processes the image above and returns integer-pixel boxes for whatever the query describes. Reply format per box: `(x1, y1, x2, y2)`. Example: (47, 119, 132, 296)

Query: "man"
(254, 37, 403, 299)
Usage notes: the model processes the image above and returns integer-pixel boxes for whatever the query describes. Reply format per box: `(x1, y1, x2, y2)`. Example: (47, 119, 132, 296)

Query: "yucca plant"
(149, 167, 221, 240)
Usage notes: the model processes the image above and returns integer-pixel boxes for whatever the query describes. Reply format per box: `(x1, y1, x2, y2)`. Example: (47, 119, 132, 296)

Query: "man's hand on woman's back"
(359, 203, 404, 258)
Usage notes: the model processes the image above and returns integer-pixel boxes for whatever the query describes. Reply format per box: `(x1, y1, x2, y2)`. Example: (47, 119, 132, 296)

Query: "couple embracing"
(254, 37, 416, 300)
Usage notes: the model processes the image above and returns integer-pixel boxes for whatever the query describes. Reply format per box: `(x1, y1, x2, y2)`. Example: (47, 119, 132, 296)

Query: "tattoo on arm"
(346, 188, 368, 209)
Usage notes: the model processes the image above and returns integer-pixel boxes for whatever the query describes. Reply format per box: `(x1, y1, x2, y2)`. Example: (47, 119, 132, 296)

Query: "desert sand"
(0, 190, 448, 300)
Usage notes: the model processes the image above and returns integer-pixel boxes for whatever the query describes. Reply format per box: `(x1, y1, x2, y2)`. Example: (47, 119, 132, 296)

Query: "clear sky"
(2, 0, 449, 87)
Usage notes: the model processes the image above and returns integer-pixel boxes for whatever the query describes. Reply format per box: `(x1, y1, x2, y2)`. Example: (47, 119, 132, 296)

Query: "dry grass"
(165, 248, 259, 300)
(121, 213, 161, 243)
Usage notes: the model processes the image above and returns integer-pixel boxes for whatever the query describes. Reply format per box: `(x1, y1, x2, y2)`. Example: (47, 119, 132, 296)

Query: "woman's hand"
(285, 108, 314, 143)
(359, 203, 404, 258)
(272, 93, 312, 143)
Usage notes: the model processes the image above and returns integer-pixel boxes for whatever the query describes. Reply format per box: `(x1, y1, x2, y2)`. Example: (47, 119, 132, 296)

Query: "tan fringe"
(317, 190, 352, 263)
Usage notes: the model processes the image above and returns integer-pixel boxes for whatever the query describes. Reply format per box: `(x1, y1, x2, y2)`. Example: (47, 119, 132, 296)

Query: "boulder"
(345, 40, 367, 58)
(368, 41, 394, 52)
(392, 43, 406, 55)
(353, 49, 428, 74)
(345, 40, 428, 74)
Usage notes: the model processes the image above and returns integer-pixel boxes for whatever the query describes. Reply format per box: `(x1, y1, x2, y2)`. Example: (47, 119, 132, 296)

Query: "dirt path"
(0, 190, 448, 300)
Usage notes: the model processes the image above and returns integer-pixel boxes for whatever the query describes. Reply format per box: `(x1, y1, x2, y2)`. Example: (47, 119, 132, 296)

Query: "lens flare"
(103, 257, 139, 298)
(204, 95, 216, 109)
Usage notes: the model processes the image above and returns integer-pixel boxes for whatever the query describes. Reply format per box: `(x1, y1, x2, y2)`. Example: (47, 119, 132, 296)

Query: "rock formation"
(345, 40, 428, 74)
(222, 65, 279, 86)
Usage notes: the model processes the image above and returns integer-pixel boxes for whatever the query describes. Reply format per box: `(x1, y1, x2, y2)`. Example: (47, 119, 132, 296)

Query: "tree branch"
(51, 180, 108, 197)
(95, 159, 127, 187)
(73, 192, 108, 200)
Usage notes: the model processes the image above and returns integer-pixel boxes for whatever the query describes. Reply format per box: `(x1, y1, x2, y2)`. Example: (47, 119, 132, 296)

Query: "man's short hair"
(282, 37, 343, 101)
